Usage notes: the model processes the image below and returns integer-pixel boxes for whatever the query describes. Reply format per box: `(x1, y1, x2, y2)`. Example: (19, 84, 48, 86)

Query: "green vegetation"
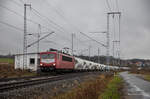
(0, 58, 14, 64)
(144, 75, 150, 81)
(99, 75, 123, 99)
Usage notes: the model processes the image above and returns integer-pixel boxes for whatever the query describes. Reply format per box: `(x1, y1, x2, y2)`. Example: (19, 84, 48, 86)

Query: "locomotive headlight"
(53, 63, 56, 66)
(40, 63, 43, 66)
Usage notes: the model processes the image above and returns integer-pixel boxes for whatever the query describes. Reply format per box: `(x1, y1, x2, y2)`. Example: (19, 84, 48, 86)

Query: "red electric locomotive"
(39, 50, 75, 72)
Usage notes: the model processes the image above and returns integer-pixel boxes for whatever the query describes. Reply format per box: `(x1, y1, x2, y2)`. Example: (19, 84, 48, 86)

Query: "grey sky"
(0, 0, 150, 59)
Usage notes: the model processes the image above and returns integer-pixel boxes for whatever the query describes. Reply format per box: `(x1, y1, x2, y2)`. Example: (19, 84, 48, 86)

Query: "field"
(0, 58, 36, 78)
(0, 58, 14, 64)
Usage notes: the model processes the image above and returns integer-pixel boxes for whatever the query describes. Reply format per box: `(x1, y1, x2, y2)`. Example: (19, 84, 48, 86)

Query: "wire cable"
(10, 0, 23, 7)
(106, 0, 112, 12)
(19, 0, 25, 4)
(43, 0, 95, 51)
(0, 20, 23, 32)
(31, 7, 71, 34)
(115, 0, 119, 11)
(0, 4, 52, 31)
(30, 8, 72, 43)
(80, 32, 107, 47)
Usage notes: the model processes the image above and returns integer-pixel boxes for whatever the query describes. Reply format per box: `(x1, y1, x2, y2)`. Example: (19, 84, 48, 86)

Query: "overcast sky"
(0, 0, 150, 59)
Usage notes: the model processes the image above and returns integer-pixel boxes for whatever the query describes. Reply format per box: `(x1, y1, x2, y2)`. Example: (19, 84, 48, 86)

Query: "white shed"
(15, 53, 40, 71)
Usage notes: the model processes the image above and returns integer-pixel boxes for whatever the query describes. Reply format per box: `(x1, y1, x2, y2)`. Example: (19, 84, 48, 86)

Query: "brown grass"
(52, 74, 113, 99)
(130, 67, 150, 75)
(0, 64, 36, 78)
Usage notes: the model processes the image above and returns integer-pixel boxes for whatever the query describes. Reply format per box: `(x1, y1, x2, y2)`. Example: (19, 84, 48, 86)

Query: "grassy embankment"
(51, 74, 123, 99)
(98, 75, 123, 99)
(0, 58, 36, 78)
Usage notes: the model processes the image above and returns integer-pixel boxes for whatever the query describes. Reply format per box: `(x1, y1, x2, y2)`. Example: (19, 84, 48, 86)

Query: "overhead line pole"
(107, 12, 121, 67)
(23, 4, 31, 70)
(89, 45, 91, 61)
(107, 13, 110, 67)
(98, 48, 100, 63)
(27, 31, 54, 48)
(118, 14, 121, 66)
(71, 33, 74, 56)
(112, 40, 120, 65)
(37, 24, 41, 53)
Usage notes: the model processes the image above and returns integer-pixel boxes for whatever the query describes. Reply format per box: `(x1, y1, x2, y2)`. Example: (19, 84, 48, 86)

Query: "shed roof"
(14, 52, 40, 56)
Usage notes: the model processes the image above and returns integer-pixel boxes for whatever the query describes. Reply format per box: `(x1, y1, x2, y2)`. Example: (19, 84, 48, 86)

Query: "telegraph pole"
(23, 4, 31, 70)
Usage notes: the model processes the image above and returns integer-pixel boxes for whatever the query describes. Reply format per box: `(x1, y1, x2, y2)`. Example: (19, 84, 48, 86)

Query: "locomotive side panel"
(56, 53, 74, 69)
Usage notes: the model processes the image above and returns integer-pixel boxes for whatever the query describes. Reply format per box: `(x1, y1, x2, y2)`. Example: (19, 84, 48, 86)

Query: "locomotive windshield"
(41, 54, 55, 63)
(41, 54, 55, 59)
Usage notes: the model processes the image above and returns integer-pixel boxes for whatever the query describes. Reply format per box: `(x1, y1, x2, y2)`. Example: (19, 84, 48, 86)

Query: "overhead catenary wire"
(106, 0, 112, 12)
(19, 0, 24, 4)
(10, 0, 23, 7)
(44, 0, 65, 20)
(43, 0, 90, 47)
(4, 0, 107, 56)
(43, 0, 103, 54)
(0, 20, 23, 32)
(44, 0, 77, 30)
(31, 7, 71, 35)
(30, 7, 74, 43)
(115, 0, 120, 11)
(27, 31, 55, 48)
(8, 0, 73, 40)
(0, 0, 76, 55)
(30, 9, 62, 32)
(80, 32, 107, 47)
(0, 4, 52, 31)
(30, 11, 71, 42)
(0, 20, 51, 36)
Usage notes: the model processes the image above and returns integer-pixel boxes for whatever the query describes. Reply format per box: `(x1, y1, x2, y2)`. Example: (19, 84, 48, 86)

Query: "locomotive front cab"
(40, 52, 56, 71)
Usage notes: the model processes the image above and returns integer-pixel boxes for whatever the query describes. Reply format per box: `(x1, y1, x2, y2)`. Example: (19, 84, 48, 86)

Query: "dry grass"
(52, 74, 113, 99)
(130, 67, 150, 75)
(143, 75, 150, 81)
(0, 64, 36, 78)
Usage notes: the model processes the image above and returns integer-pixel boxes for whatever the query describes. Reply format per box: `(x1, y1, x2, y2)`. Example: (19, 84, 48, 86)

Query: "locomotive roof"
(40, 51, 73, 57)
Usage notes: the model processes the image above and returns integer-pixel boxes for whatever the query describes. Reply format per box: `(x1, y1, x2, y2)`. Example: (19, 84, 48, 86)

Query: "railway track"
(0, 72, 97, 93)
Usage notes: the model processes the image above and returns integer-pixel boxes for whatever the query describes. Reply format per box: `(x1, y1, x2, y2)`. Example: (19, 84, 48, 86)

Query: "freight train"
(39, 49, 121, 72)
